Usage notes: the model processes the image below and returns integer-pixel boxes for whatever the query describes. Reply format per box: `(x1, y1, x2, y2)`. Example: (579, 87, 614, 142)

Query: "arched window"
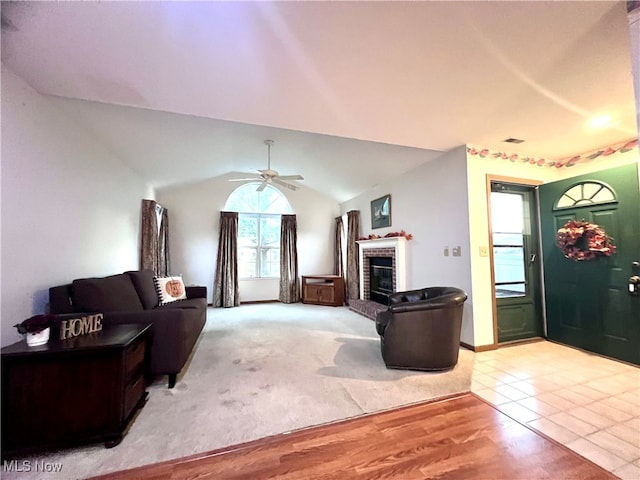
(554, 181, 617, 210)
(224, 184, 293, 278)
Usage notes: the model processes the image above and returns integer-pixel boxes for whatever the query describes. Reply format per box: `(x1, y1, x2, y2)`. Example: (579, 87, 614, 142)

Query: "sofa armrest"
(186, 286, 207, 300)
(376, 311, 392, 336)
(100, 309, 198, 375)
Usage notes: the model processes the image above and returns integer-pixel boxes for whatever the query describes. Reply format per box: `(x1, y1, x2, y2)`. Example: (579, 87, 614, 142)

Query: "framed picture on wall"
(371, 194, 391, 229)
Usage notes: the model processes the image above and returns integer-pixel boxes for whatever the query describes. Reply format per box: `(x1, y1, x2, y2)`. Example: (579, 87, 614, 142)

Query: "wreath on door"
(556, 220, 616, 261)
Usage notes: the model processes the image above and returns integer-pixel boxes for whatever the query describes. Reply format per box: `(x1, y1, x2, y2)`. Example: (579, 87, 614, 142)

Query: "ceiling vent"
(503, 137, 525, 144)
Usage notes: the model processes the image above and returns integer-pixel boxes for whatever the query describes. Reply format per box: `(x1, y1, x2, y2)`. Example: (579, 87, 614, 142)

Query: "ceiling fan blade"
(229, 177, 261, 182)
(256, 180, 268, 192)
(277, 174, 304, 181)
(272, 178, 299, 191)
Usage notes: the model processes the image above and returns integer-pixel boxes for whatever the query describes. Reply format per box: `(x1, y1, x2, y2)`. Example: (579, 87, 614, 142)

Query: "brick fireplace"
(349, 237, 408, 319)
(357, 236, 408, 300)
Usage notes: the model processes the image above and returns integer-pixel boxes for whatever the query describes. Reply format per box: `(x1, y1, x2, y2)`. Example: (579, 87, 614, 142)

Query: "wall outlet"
(444, 247, 449, 256)
(479, 246, 489, 257)
(452, 246, 461, 257)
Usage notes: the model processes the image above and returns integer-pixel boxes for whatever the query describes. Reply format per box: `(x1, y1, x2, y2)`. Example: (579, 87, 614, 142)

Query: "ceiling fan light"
(229, 139, 304, 191)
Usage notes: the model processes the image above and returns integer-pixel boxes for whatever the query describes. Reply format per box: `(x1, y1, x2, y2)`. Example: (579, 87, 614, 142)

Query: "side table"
(1, 323, 151, 458)
(302, 275, 345, 306)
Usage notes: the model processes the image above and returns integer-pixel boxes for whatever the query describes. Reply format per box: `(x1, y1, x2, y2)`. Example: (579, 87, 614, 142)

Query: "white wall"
(466, 144, 640, 347)
(156, 174, 339, 302)
(629, 7, 640, 139)
(1, 66, 152, 346)
(341, 146, 475, 344)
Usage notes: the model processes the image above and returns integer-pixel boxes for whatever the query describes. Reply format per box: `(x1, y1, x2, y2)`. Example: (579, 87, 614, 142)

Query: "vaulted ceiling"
(1, 1, 637, 202)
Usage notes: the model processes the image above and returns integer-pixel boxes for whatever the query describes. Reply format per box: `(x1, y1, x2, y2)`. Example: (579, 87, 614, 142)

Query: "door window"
(491, 192, 526, 298)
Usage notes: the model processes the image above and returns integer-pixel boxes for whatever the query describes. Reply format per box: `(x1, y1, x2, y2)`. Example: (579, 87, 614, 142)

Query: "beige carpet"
(5, 303, 474, 480)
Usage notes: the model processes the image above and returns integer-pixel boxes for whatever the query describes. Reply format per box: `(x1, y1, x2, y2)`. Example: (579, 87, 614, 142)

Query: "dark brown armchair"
(375, 287, 467, 371)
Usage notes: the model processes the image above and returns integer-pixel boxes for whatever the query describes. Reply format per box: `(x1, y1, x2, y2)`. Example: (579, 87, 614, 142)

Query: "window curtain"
(346, 210, 360, 302)
(334, 216, 347, 300)
(334, 216, 344, 277)
(213, 211, 239, 307)
(140, 199, 159, 273)
(279, 214, 300, 303)
(140, 199, 171, 275)
(158, 207, 170, 277)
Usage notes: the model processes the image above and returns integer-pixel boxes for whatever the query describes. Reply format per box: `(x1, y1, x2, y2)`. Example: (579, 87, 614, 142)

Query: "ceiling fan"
(230, 140, 304, 192)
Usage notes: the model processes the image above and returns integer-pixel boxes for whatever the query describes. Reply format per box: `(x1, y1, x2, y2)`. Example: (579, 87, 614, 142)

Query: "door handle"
(530, 254, 537, 264)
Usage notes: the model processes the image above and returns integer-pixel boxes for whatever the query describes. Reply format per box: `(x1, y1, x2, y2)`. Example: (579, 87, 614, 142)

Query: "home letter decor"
(60, 313, 103, 340)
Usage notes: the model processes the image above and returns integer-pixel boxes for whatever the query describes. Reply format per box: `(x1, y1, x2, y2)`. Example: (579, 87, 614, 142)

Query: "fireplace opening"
(370, 256, 393, 305)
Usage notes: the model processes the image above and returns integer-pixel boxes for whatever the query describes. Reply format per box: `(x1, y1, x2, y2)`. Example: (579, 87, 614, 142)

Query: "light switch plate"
(452, 246, 461, 257)
(479, 246, 489, 257)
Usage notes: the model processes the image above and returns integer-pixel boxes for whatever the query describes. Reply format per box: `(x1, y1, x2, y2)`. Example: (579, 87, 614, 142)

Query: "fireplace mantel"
(356, 237, 408, 300)
(357, 237, 408, 249)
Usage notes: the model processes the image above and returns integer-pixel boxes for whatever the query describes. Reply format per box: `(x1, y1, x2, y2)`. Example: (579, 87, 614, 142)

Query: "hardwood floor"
(92, 394, 615, 480)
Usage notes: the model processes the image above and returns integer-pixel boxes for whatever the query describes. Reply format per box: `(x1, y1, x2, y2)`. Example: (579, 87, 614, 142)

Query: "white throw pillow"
(153, 276, 187, 305)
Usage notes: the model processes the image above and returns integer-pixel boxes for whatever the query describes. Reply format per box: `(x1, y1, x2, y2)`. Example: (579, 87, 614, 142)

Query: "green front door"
(539, 163, 640, 365)
(491, 183, 543, 343)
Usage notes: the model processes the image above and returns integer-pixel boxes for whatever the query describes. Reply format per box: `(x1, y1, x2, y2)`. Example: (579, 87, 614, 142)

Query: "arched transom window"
(554, 181, 617, 210)
(224, 184, 293, 278)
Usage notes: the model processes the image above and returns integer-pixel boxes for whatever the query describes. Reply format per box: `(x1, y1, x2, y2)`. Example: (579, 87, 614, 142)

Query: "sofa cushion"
(154, 276, 187, 305)
(389, 289, 424, 304)
(72, 274, 144, 313)
(126, 270, 159, 310)
(423, 287, 446, 299)
(402, 292, 424, 302)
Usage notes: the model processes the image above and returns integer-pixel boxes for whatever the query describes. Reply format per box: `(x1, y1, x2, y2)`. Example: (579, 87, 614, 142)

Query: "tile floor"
(472, 341, 640, 479)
